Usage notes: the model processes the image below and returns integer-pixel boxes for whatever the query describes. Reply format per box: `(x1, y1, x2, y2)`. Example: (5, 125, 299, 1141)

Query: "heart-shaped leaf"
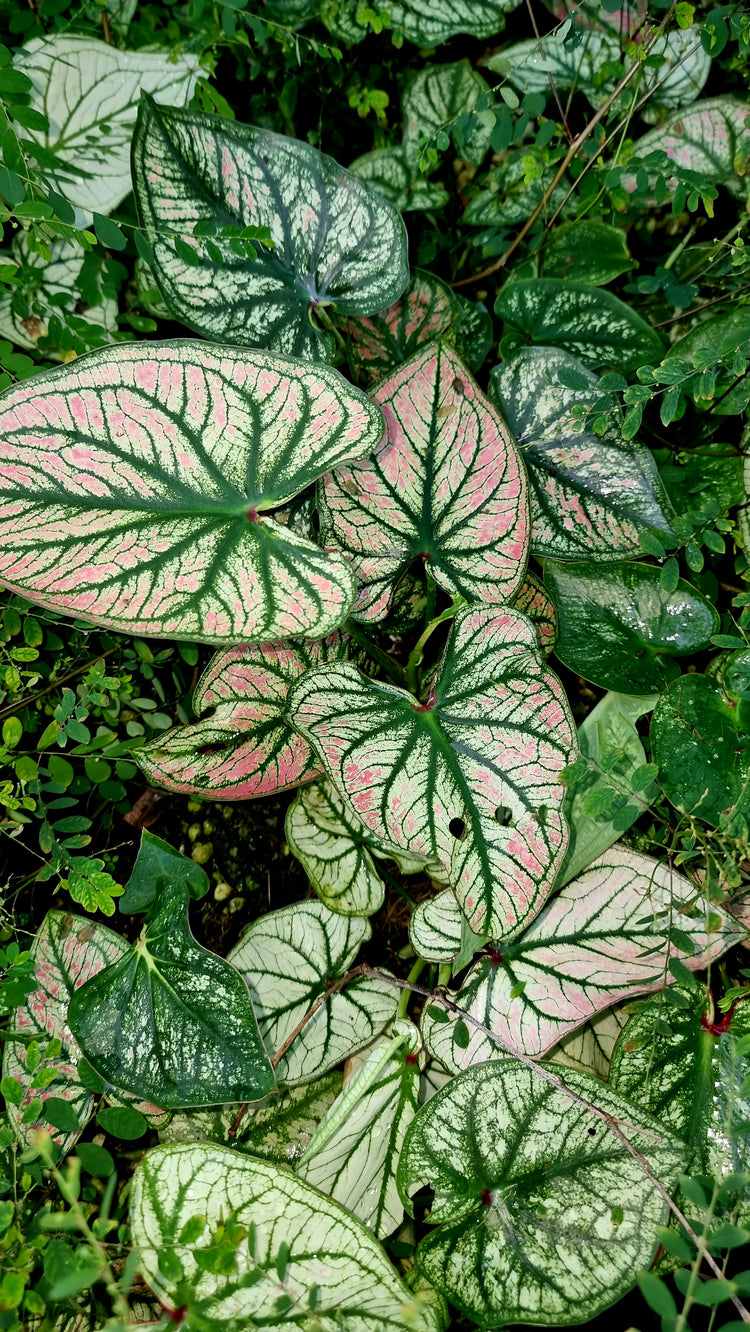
(626, 98, 750, 198)
(402, 61, 493, 170)
(339, 269, 457, 388)
(489, 347, 674, 561)
(410, 887, 488, 966)
(119, 830, 210, 914)
(0, 233, 117, 355)
(132, 100, 409, 361)
(350, 147, 450, 212)
(512, 573, 556, 655)
(68, 877, 274, 1108)
(0, 342, 383, 644)
(397, 1061, 685, 1327)
(327, 0, 522, 46)
(651, 673, 750, 826)
(421, 847, 744, 1069)
(320, 345, 528, 622)
(287, 606, 577, 940)
(545, 561, 719, 694)
(540, 220, 635, 286)
(158, 1074, 342, 1162)
(463, 159, 566, 228)
(15, 35, 198, 220)
(550, 1007, 630, 1080)
(494, 279, 664, 371)
(137, 637, 347, 801)
(228, 901, 398, 1085)
(131, 1143, 438, 1332)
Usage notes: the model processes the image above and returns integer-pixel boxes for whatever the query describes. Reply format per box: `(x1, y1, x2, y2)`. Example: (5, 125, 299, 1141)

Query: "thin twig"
(270, 964, 369, 1070)
(0, 647, 119, 724)
(523, 0, 573, 143)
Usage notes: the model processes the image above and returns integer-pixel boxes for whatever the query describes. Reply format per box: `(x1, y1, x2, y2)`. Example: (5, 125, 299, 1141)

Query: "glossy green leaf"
(658, 439, 744, 526)
(0, 233, 117, 354)
(651, 673, 750, 825)
(349, 148, 450, 213)
(287, 606, 577, 940)
(402, 61, 493, 170)
(545, 561, 719, 694)
(397, 1060, 685, 1326)
(664, 308, 750, 417)
(320, 345, 529, 621)
(540, 220, 635, 287)
(489, 348, 674, 560)
(339, 270, 457, 388)
(159, 1075, 342, 1162)
(626, 98, 750, 199)
(119, 830, 209, 914)
(132, 100, 409, 360)
(494, 280, 664, 371)
(327, 0, 522, 46)
(0, 342, 383, 644)
(463, 158, 567, 228)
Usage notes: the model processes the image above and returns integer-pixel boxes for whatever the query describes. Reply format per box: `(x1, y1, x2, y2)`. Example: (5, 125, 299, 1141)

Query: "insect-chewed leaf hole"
(534, 804, 549, 826)
(494, 805, 514, 827)
(449, 817, 466, 839)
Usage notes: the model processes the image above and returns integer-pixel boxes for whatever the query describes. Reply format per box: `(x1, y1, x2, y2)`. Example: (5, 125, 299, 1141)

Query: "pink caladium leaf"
(320, 344, 529, 622)
(512, 572, 557, 656)
(624, 98, 750, 200)
(338, 269, 457, 387)
(2, 911, 166, 1151)
(0, 342, 384, 644)
(287, 606, 577, 940)
(421, 846, 746, 1069)
(138, 635, 347, 801)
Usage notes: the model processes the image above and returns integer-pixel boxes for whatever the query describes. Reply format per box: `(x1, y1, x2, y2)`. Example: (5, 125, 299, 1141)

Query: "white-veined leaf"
(132, 100, 409, 361)
(495, 279, 664, 371)
(14, 35, 198, 222)
(349, 148, 450, 212)
(540, 220, 635, 287)
(326, 0, 522, 46)
(0, 234, 118, 354)
(422, 847, 744, 1069)
(131, 1143, 438, 1332)
(550, 1006, 630, 1080)
(339, 269, 457, 388)
(158, 1075, 342, 1161)
(287, 606, 577, 940)
(320, 344, 528, 621)
(397, 1060, 685, 1327)
(625, 97, 750, 199)
(409, 887, 488, 967)
(229, 900, 398, 1086)
(512, 573, 556, 655)
(402, 62, 493, 170)
(0, 341, 383, 644)
(463, 158, 566, 228)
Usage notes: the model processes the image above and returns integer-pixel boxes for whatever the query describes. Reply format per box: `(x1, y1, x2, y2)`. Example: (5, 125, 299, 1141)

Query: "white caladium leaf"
(0, 234, 117, 354)
(320, 345, 528, 622)
(512, 573, 556, 655)
(463, 158, 566, 228)
(625, 98, 750, 199)
(402, 61, 493, 170)
(550, 1007, 630, 1080)
(131, 1143, 437, 1332)
(287, 606, 577, 940)
(297, 1021, 422, 1238)
(2, 911, 165, 1150)
(349, 148, 450, 213)
(410, 887, 488, 967)
(397, 1061, 685, 1327)
(495, 279, 664, 371)
(339, 269, 457, 388)
(488, 347, 674, 560)
(14, 35, 198, 222)
(0, 342, 383, 644)
(133, 101, 409, 361)
(229, 901, 398, 1086)
(327, 0, 522, 45)
(422, 847, 744, 1071)
(138, 637, 347, 801)
(159, 1075, 342, 1162)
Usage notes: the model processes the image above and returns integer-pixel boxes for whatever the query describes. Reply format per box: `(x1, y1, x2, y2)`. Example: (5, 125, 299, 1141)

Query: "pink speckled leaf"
(138, 636, 347, 800)
(2, 911, 166, 1151)
(421, 846, 746, 1070)
(287, 606, 577, 940)
(339, 269, 457, 387)
(512, 573, 556, 656)
(625, 98, 750, 199)
(0, 342, 384, 643)
(320, 345, 529, 622)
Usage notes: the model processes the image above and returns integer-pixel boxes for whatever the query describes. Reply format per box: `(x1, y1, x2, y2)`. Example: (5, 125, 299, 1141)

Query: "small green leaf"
(97, 1106, 148, 1140)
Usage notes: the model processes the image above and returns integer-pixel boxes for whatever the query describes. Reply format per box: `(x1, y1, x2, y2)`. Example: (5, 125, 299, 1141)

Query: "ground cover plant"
(1, 0, 750, 1329)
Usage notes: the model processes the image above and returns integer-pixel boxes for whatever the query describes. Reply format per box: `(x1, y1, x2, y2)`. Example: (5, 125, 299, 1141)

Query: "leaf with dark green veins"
(339, 270, 457, 387)
(402, 62, 493, 169)
(445, 296, 493, 375)
(119, 831, 209, 914)
(327, 0, 522, 46)
(512, 573, 557, 655)
(349, 148, 450, 213)
(159, 1075, 342, 1162)
(540, 220, 635, 286)
(651, 673, 750, 825)
(625, 98, 750, 200)
(494, 279, 664, 371)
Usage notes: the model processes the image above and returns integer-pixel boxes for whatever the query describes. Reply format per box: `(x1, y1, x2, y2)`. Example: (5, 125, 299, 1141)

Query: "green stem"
(397, 958, 427, 1019)
(377, 863, 417, 909)
(406, 597, 465, 698)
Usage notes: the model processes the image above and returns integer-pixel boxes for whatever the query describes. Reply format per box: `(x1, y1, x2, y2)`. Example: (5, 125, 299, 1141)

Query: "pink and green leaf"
(338, 269, 457, 387)
(512, 573, 557, 655)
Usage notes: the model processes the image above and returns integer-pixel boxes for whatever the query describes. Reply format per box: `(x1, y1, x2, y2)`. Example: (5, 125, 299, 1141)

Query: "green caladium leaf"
(550, 1007, 630, 1080)
(402, 62, 494, 170)
(339, 270, 457, 388)
(444, 295, 493, 375)
(137, 636, 347, 801)
(229, 901, 398, 1085)
(463, 158, 566, 228)
(409, 887, 488, 966)
(68, 878, 274, 1108)
(540, 220, 635, 287)
(545, 560, 719, 694)
(132, 100, 409, 361)
(14, 35, 198, 220)
(2, 911, 166, 1151)
(664, 308, 750, 417)
(297, 1021, 423, 1238)
(287, 606, 577, 940)
(488, 347, 674, 561)
(325, 0, 522, 46)
(349, 148, 450, 212)
(659, 438, 744, 526)
(397, 1060, 685, 1327)
(320, 345, 529, 622)
(512, 573, 556, 655)
(159, 1074, 342, 1162)
(494, 279, 664, 371)
(0, 342, 383, 644)
(651, 673, 750, 826)
(626, 98, 750, 199)
(131, 1143, 439, 1332)
(119, 830, 209, 914)
(421, 846, 744, 1069)
(0, 233, 117, 354)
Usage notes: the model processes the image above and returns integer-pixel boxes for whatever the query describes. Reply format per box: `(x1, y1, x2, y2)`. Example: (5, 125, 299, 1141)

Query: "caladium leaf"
(297, 1021, 423, 1238)
(349, 148, 450, 213)
(463, 158, 566, 228)
(626, 98, 750, 199)
(2, 911, 166, 1150)
(664, 309, 750, 418)
(132, 100, 409, 361)
(159, 1075, 342, 1162)
(402, 62, 494, 170)
(651, 673, 750, 826)
(512, 573, 556, 655)
(68, 877, 274, 1108)
(550, 1007, 630, 1080)
(0, 233, 118, 355)
(0, 342, 383, 644)
(229, 901, 398, 1085)
(410, 887, 488, 967)
(119, 830, 209, 914)
(494, 279, 664, 371)
(339, 270, 457, 388)
(545, 560, 719, 694)
(320, 345, 528, 622)
(421, 847, 744, 1070)
(326, 0, 522, 46)
(540, 220, 635, 287)
(14, 35, 198, 222)
(137, 636, 347, 801)
(444, 296, 493, 375)
(397, 1060, 685, 1327)
(131, 1143, 437, 1332)
(287, 606, 577, 940)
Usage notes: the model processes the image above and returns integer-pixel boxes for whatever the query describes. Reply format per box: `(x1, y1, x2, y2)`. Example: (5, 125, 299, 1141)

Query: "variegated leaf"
(131, 1144, 437, 1332)
(410, 887, 487, 967)
(463, 157, 567, 228)
(287, 606, 577, 940)
(159, 1075, 342, 1162)
(320, 345, 528, 622)
(349, 148, 450, 213)
(0, 342, 383, 644)
(444, 295, 493, 375)
(0, 233, 117, 355)
(422, 847, 745, 1070)
(138, 637, 347, 801)
(625, 97, 750, 199)
(14, 35, 198, 222)
(397, 1061, 685, 1327)
(402, 61, 493, 170)
(339, 270, 457, 388)
(550, 1007, 630, 1080)
(495, 279, 664, 371)
(229, 901, 398, 1086)
(326, 0, 522, 45)
(133, 101, 409, 361)
(512, 573, 556, 655)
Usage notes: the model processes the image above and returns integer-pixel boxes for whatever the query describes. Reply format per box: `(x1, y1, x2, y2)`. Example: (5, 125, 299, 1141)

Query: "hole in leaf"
(449, 817, 466, 839)
(587, 1127, 596, 1136)
(494, 805, 513, 827)
(452, 377, 465, 394)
